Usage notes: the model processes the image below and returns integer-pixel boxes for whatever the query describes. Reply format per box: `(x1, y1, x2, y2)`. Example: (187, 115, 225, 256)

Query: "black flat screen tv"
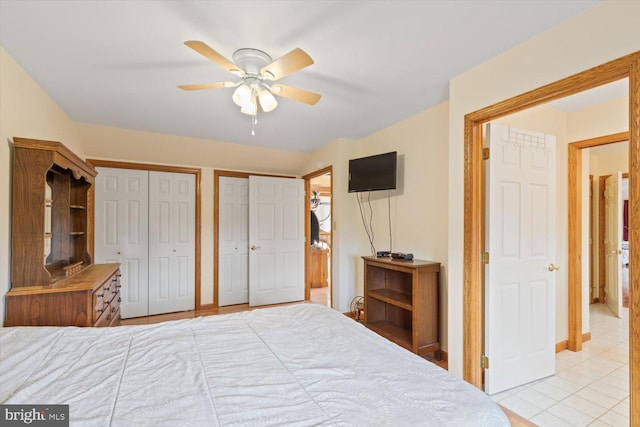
(348, 151, 397, 193)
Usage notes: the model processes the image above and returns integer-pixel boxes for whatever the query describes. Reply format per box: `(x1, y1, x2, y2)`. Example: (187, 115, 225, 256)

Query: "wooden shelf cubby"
(363, 256, 440, 358)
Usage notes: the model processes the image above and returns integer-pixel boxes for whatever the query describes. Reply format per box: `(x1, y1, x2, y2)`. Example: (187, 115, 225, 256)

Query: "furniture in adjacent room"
(363, 256, 440, 358)
(309, 246, 329, 288)
(6, 137, 120, 327)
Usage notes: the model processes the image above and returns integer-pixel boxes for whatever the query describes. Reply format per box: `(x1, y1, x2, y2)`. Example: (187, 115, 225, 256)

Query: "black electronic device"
(348, 151, 397, 193)
(391, 252, 413, 260)
(376, 251, 391, 257)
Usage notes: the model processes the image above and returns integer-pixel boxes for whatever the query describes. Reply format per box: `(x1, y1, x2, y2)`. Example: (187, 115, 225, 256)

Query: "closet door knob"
(251, 245, 260, 251)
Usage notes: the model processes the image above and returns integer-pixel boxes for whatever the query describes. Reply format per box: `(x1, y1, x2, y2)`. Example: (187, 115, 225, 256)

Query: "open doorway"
(481, 80, 630, 397)
(587, 141, 629, 308)
(463, 53, 639, 396)
(304, 166, 333, 307)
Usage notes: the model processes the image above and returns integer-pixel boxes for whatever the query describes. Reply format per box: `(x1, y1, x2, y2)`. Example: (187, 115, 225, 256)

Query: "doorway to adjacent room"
(304, 166, 333, 307)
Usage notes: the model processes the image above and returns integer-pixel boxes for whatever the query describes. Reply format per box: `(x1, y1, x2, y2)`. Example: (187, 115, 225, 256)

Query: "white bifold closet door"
(148, 171, 196, 315)
(95, 168, 149, 318)
(218, 177, 250, 306)
(95, 168, 195, 318)
(218, 176, 304, 307)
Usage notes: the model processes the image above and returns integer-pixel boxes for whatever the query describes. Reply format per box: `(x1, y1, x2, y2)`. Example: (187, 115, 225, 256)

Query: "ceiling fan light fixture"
(232, 84, 251, 107)
(240, 96, 258, 115)
(258, 90, 278, 112)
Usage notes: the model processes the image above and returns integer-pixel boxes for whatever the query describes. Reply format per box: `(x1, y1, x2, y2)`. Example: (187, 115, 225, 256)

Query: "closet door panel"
(94, 168, 149, 319)
(218, 177, 250, 306)
(149, 171, 195, 315)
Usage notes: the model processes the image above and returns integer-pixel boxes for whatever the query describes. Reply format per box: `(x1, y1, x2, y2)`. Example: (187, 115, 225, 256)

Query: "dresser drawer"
(94, 292, 120, 327)
(92, 269, 121, 324)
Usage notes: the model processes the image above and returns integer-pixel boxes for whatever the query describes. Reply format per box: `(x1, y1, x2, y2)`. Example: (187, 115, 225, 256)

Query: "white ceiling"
(0, 0, 600, 152)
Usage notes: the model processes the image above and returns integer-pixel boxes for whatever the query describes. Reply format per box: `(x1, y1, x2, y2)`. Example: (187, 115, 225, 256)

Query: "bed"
(1, 304, 509, 426)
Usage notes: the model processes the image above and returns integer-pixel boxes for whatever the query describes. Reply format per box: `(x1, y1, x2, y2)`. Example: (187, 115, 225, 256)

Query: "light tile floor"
(493, 303, 629, 426)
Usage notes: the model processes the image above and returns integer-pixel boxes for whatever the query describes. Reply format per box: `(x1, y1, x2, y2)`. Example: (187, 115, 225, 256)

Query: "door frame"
(213, 170, 293, 308)
(86, 159, 202, 309)
(462, 51, 639, 423)
(570, 134, 629, 306)
(303, 166, 333, 304)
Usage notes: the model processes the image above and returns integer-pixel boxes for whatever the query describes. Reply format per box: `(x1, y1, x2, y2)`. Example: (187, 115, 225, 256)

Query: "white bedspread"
(1, 304, 509, 426)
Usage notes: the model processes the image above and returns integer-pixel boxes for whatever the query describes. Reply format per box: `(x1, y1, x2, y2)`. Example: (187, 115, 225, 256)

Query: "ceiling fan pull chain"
(251, 111, 256, 136)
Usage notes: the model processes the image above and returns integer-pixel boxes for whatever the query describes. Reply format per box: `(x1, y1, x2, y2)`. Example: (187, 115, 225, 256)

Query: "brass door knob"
(251, 245, 260, 251)
(547, 263, 560, 271)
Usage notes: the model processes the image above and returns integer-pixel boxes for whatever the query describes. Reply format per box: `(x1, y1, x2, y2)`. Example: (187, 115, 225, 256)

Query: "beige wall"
(0, 48, 84, 326)
(301, 103, 450, 349)
(590, 149, 629, 176)
(447, 1, 640, 377)
(78, 123, 308, 306)
(567, 96, 629, 143)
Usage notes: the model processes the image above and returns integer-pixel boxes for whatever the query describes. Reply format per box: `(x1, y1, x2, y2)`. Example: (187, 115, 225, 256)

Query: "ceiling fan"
(178, 41, 321, 134)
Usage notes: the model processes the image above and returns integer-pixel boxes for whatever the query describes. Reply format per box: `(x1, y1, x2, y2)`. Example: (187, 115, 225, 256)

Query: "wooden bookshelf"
(363, 256, 440, 358)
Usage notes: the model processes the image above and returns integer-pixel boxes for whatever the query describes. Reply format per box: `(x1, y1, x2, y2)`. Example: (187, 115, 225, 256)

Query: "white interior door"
(485, 123, 557, 394)
(148, 171, 195, 315)
(218, 176, 250, 306)
(605, 172, 623, 318)
(248, 176, 305, 306)
(94, 167, 149, 319)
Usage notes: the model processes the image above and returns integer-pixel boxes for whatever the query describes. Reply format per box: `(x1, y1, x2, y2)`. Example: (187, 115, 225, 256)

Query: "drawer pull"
(107, 313, 111, 321)
(96, 307, 104, 313)
(112, 306, 117, 313)
(118, 297, 122, 303)
(97, 293, 104, 298)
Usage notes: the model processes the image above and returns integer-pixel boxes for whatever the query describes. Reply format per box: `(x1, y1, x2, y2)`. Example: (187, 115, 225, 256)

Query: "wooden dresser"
(5, 137, 121, 327)
(5, 264, 121, 327)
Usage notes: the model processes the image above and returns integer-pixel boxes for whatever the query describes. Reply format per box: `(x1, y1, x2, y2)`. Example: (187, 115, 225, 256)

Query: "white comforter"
(1, 304, 508, 426)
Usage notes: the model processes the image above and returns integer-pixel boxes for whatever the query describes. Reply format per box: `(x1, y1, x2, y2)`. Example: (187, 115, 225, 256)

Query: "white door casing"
(94, 167, 149, 319)
(485, 123, 557, 395)
(148, 171, 196, 315)
(218, 177, 250, 306)
(248, 176, 305, 306)
(605, 172, 623, 318)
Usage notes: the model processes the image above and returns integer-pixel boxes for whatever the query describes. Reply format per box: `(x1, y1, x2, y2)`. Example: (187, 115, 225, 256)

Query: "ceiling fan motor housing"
(232, 48, 272, 78)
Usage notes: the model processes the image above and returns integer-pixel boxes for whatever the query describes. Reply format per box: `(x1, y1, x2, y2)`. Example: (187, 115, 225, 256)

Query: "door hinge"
(481, 353, 490, 369)
(482, 147, 490, 160)
(481, 251, 490, 264)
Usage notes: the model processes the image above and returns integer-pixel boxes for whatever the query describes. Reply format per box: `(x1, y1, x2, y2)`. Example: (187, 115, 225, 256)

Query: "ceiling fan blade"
(261, 48, 314, 80)
(184, 41, 242, 76)
(272, 84, 321, 105)
(178, 82, 230, 91)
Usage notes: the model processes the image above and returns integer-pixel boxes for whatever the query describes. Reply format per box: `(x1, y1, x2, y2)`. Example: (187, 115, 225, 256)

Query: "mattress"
(1, 303, 509, 426)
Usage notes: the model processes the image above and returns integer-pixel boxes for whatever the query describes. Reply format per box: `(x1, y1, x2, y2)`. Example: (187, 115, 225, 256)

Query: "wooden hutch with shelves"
(363, 256, 440, 358)
(5, 137, 121, 327)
